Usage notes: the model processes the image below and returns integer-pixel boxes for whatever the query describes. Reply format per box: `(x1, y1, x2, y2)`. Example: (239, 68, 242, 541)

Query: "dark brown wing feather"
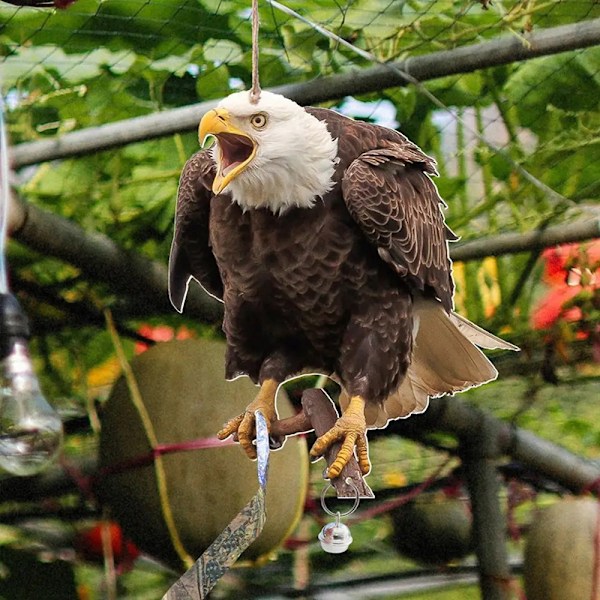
(341, 144, 454, 311)
(168, 150, 223, 311)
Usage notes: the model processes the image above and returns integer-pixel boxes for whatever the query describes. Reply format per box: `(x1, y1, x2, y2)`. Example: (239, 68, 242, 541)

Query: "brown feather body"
(170, 108, 454, 409)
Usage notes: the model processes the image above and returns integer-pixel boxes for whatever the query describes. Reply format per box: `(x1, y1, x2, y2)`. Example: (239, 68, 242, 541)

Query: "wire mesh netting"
(2, 1, 598, 332)
(0, 1, 599, 598)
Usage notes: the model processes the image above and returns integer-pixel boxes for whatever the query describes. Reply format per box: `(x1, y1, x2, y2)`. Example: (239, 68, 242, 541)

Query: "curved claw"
(355, 434, 371, 475)
(216, 378, 280, 459)
(217, 411, 260, 458)
(217, 414, 243, 440)
(309, 395, 371, 479)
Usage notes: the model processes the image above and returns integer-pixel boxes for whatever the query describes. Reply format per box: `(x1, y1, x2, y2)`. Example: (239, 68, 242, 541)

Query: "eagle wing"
(168, 150, 223, 311)
(342, 143, 455, 311)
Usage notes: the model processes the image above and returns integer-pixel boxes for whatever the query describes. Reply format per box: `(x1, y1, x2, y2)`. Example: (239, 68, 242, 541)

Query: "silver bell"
(318, 519, 353, 554)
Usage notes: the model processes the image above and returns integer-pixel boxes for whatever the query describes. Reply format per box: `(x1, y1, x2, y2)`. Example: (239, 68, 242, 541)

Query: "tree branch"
(8, 193, 222, 323)
(10, 18, 600, 168)
(451, 218, 600, 262)
(387, 395, 600, 495)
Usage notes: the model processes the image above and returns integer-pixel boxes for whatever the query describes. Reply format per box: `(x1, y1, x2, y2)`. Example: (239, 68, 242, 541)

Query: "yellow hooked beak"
(199, 108, 257, 195)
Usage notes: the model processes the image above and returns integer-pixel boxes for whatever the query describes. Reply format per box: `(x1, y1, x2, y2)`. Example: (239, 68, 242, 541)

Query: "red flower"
(532, 241, 600, 330)
(531, 286, 581, 330)
(75, 522, 140, 573)
(135, 324, 194, 354)
(540, 241, 600, 283)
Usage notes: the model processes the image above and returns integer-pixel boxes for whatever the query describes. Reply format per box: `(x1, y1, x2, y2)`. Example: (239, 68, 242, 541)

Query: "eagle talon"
(216, 378, 280, 460)
(217, 414, 244, 441)
(217, 411, 258, 458)
(309, 395, 371, 479)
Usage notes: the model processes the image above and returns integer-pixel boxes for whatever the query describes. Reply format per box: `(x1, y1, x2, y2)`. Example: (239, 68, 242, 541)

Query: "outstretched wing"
(341, 143, 455, 311)
(168, 150, 223, 312)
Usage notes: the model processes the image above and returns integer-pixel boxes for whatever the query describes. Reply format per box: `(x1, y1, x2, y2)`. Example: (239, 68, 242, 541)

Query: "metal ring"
(320, 477, 361, 517)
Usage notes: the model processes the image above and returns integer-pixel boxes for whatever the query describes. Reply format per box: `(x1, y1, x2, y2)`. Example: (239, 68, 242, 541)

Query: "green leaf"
(203, 39, 245, 66)
(428, 72, 485, 108)
(504, 51, 600, 131)
(281, 25, 321, 71)
(197, 64, 231, 100)
(384, 87, 417, 124)
(487, 151, 513, 181)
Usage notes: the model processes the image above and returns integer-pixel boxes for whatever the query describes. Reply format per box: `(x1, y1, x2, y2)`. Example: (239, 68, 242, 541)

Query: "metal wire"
(266, 0, 573, 211)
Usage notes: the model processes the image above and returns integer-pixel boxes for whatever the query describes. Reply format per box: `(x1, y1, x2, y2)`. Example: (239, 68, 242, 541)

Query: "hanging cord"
(249, 0, 261, 104)
(0, 94, 11, 294)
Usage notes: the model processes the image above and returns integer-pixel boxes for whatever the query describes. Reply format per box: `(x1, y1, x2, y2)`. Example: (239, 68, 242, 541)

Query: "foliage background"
(0, 0, 599, 598)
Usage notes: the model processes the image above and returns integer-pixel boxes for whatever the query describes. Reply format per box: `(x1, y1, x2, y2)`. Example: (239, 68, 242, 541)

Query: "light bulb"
(0, 342, 63, 476)
(0, 294, 63, 476)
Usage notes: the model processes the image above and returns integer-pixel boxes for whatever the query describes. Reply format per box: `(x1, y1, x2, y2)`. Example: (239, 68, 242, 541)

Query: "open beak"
(199, 108, 256, 195)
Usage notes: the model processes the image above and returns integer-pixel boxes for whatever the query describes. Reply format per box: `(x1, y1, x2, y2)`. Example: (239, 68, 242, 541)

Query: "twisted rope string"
(249, 0, 261, 103)
(96, 436, 235, 480)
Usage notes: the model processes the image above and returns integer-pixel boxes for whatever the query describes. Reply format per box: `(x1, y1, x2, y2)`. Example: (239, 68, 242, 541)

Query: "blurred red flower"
(532, 240, 599, 331)
(75, 521, 140, 573)
(135, 324, 194, 354)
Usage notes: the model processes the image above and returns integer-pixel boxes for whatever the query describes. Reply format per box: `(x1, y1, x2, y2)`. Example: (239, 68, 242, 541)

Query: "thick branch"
(387, 396, 600, 494)
(301, 389, 374, 499)
(8, 193, 222, 323)
(451, 218, 600, 262)
(463, 452, 512, 599)
(10, 18, 600, 168)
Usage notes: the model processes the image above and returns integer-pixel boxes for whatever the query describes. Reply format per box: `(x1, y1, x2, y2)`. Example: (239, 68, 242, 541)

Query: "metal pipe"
(10, 18, 600, 168)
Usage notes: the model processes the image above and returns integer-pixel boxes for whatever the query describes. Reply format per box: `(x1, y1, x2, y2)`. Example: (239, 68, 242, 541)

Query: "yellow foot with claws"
(310, 395, 371, 479)
(217, 378, 279, 459)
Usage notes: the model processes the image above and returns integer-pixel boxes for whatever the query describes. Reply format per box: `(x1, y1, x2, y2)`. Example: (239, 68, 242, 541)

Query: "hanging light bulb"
(0, 88, 62, 476)
(0, 293, 63, 476)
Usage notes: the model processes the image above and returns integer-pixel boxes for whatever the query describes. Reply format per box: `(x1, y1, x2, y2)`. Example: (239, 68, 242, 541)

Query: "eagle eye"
(250, 113, 268, 129)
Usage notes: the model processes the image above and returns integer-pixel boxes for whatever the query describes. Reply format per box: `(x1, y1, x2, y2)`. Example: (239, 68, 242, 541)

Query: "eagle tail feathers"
(413, 302, 496, 385)
(350, 301, 517, 428)
(449, 311, 519, 351)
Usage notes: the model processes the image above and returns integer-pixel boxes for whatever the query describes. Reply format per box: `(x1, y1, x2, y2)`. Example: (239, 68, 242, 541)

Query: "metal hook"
(320, 477, 361, 517)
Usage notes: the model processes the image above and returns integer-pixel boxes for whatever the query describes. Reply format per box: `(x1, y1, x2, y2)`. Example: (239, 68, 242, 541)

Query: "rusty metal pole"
(461, 412, 512, 600)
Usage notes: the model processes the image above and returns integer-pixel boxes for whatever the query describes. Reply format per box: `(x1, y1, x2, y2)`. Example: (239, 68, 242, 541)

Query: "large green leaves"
(0, 0, 230, 56)
(504, 49, 600, 133)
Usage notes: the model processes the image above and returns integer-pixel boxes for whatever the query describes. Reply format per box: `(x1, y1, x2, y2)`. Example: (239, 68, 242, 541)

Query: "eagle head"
(199, 91, 338, 213)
